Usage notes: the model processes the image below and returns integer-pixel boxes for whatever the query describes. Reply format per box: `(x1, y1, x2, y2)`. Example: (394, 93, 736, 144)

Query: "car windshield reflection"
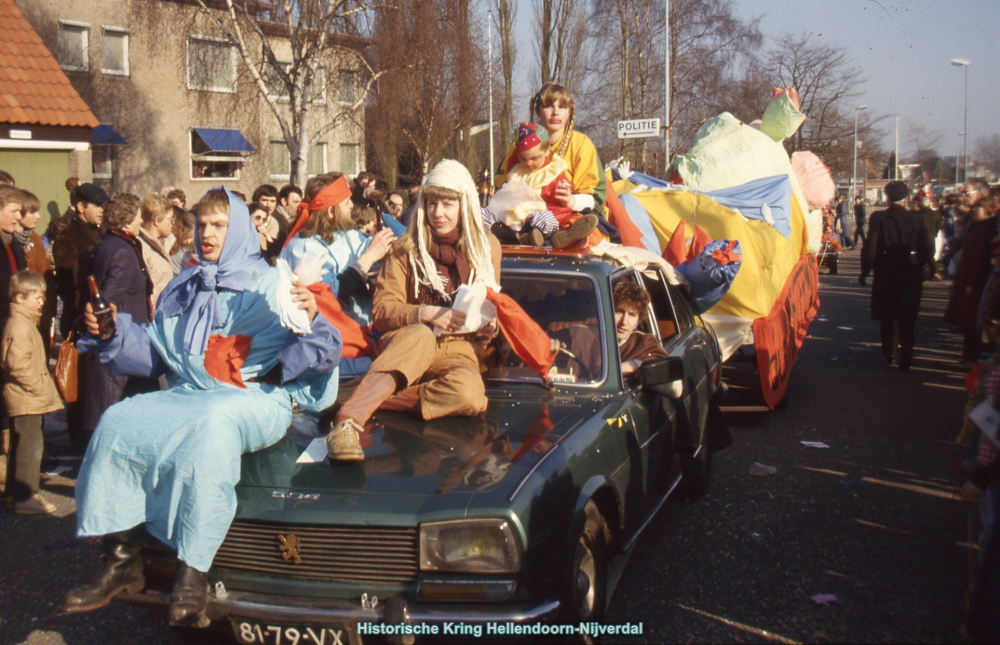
(485, 272, 604, 386)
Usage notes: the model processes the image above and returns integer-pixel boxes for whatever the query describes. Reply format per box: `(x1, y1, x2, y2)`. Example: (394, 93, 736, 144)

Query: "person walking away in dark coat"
(835, 195, 852, 249)
(78, 194, 157, 452)
(944, 180, 996, 366)
(859, 181, 934, 371)
(853, 196, 867, 248)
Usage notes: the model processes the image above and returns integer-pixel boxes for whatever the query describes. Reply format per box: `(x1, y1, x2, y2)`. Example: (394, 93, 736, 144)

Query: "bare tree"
(493, 0, 517, 155)
(534, 0, 588, 90)
(189, 0, 385, 187)
(765, 33, 886, 178)
(583, 0, 760, 173)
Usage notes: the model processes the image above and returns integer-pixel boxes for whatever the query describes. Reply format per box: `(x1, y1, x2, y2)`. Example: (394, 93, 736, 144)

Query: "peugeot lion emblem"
(278, 533, 302, 565)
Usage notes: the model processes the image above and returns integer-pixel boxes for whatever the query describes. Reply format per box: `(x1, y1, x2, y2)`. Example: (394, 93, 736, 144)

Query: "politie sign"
(617, 118, 661, 139)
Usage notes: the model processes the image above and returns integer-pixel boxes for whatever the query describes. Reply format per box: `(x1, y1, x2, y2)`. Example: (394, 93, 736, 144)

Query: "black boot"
(169, 562, 210, 627)
(490, 222, 520, 245)
(61, 526, 145, 614)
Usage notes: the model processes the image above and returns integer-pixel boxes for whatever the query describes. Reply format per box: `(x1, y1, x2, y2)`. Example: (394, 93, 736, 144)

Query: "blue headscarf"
(157, 187, 270, 354)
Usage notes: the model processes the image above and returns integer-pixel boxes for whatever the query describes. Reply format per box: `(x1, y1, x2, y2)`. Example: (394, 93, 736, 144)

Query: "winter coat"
(138, 228, 174, 310)
(53, 217, 101, 334)
(945, 216, 998, 330)
(861, 203, 934, 321)
(1, 303, 62, 416)
(80, 231, 156, 432)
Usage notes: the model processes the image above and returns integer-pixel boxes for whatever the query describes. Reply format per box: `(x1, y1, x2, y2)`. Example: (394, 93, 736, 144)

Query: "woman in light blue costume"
(62, 187, 342, 627)
(280, 172, 393, 378)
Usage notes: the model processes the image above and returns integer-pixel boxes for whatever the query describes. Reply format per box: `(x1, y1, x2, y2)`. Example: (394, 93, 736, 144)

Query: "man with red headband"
(281, 173, 392, 378)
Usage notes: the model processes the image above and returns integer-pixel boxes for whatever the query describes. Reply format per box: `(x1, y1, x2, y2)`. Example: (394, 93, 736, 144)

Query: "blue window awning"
(92, 124, 128, 146)
(193, 128, 256, 154)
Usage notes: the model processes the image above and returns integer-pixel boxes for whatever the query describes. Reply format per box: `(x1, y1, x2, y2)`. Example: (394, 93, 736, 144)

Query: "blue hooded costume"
(75, 188, 342, 571)
(280, 227, 373, 378)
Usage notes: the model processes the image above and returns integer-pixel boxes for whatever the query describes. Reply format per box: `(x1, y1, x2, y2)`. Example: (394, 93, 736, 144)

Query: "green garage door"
(0, 149, 72, 230)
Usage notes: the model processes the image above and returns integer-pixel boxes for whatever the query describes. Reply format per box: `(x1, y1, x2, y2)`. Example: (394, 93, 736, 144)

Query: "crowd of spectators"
(0, 168, 413, 516)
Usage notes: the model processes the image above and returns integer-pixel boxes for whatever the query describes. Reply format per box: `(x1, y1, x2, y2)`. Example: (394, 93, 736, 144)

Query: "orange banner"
(752, 254, 820, 409)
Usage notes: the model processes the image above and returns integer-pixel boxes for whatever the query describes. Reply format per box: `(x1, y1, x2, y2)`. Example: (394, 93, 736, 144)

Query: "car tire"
(829, 257, 838, 274)
(560, 501, 609, 628)
(680, 440, 712, 499)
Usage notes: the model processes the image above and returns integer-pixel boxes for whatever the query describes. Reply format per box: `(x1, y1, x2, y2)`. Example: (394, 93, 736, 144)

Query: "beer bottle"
(88, 275, 117, 341)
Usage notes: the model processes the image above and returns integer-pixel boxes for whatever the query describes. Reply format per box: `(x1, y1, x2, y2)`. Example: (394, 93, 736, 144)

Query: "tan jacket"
(372, 235, 502, 334)
(2, 303, 63, 416)
(138, 228, 174, 310)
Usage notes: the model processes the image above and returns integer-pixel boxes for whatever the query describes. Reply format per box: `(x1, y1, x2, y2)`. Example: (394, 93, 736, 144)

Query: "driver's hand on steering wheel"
(549, 338, 565, 355)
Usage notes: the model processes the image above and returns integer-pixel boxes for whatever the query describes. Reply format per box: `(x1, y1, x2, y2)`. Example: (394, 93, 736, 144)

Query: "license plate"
(231, 620, 359, 645)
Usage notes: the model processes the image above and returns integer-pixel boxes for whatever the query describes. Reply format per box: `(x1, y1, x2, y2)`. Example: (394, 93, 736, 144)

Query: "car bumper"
(118, 588, 561, 626)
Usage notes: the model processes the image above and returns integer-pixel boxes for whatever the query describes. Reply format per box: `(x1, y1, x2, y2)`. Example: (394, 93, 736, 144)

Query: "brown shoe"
(518, 229, 545, 246)
(551, 215, 598, 249)
(325, 418, 365, 462)
(15, 494, 56, 515)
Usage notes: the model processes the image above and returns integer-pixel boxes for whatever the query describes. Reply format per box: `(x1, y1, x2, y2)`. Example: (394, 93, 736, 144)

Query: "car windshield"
(485, 271, 605, 386)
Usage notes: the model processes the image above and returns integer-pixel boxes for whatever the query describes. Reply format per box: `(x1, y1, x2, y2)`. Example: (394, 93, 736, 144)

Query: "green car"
(124, 249, 729, 643)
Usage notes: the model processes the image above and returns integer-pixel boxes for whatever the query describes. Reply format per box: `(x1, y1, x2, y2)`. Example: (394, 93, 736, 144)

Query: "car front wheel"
(561, 501, 609, 626)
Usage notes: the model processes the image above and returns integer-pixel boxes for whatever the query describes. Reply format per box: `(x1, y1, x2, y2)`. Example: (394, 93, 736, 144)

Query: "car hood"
(237, 392, 603, 499)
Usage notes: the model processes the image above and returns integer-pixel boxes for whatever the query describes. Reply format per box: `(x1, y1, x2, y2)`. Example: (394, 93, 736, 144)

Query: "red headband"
(283, 175, 352, 247)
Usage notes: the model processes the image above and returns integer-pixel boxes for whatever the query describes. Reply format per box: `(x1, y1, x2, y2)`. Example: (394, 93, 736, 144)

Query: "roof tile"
(0, 0, 98, 128)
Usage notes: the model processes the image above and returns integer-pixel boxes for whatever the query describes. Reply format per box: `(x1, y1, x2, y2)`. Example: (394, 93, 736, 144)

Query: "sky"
(508, 0, 1000, 159)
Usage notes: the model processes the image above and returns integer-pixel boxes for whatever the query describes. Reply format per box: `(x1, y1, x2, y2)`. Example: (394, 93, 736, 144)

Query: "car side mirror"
(638, 357, 685, 398)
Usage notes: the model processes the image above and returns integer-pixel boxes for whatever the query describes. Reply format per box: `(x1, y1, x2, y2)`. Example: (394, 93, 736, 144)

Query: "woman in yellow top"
(495, 83, 608, 216)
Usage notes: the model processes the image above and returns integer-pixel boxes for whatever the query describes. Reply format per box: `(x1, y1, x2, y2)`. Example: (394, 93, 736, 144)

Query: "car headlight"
(419, 519, 521, 574)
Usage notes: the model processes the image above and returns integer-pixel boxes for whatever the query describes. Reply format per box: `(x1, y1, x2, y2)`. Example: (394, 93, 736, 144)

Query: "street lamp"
(956, 132, 965, 185)
(951, 58, 970, 182)
(852, 105, 867, 204)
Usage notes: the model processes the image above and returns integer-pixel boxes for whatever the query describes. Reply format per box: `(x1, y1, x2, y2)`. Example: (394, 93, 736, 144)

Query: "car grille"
(213, 521, 420, 584)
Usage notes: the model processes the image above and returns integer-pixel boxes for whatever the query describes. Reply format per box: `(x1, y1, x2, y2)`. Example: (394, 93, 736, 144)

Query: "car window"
(667, 283, 695, 331)
(640, 268, 681, 342)
(486, 271, 605, 386)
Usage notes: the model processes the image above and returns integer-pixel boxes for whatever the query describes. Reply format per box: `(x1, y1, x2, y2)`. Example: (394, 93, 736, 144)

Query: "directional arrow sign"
(617, 118, 661, 139)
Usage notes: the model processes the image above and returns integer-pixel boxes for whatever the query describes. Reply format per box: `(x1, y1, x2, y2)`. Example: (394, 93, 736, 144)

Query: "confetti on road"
(749, 462, 778, 476)
(837, 326, 853, 330)
(811, 593, 838, 605)
(801, 441, 830, 449)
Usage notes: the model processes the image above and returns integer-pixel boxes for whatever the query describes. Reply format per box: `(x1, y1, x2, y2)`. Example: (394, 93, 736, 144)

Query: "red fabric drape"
(485, 287, 555, 379)
(307, 282, 375, 359)
(662, 220, 715, 266)
(204, 334, 252, 388)
(603, 179, 648, 250)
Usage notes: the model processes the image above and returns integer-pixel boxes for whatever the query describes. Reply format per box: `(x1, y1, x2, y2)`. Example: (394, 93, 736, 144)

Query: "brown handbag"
(54, 332, 79, 403)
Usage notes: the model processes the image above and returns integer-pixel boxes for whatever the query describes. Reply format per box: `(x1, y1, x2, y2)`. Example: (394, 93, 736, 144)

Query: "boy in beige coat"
(3, 271, 63, 514)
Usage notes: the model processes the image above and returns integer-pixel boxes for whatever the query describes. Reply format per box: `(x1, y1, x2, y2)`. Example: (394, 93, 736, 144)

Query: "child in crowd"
(169, 208, 195, 275)
(3, 271, 63, 514)
(483, 122, 598, 248)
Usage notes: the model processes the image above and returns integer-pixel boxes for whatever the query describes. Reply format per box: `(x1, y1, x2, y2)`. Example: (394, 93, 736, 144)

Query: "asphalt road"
(0, 249, 973, 644)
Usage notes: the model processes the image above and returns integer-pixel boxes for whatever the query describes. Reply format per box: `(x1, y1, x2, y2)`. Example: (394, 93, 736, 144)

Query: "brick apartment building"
(17, 0, 366, 210)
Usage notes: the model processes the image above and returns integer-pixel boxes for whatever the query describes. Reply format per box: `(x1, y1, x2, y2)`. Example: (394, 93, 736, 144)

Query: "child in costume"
(326, 159, 502, 462)
(63, 188, 341, 627)
(483, 122, 599, 248)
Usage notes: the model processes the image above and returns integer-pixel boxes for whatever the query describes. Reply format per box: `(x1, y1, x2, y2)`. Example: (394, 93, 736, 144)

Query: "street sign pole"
(664, 0, 670, 177)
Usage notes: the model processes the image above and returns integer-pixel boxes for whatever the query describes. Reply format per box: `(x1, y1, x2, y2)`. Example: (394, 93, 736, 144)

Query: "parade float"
(605, 88, 828, 409)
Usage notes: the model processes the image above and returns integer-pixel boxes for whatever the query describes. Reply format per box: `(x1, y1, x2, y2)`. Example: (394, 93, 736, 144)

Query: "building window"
(58, 21, 89, 72)
(190, 130, 243, 180)
(101, 27, 129, 75)
(270, 141, 327, 180)
(340, 142, 359, 175)
(187, 36, 236, 93)
(267, 64, 326, 105)
(338, 70, 358, 104)
(92, 145, 113, 179)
